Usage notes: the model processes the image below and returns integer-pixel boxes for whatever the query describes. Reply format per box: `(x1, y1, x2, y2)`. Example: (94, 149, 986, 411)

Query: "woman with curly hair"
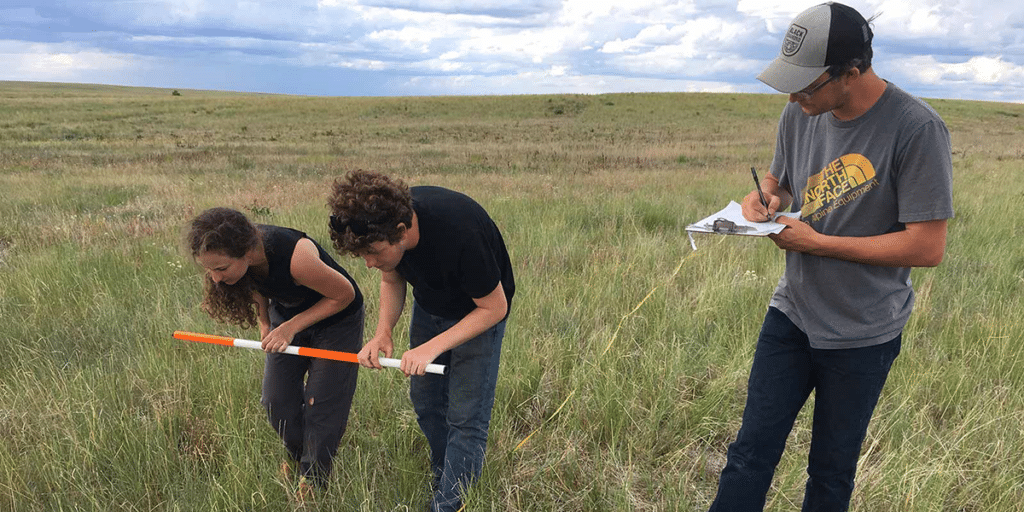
(327, 170, 514, 512)
(187, 207, 364, 496)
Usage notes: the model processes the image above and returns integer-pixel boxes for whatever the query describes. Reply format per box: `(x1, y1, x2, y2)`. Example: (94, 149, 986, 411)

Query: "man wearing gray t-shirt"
(708, 3, 954, 511)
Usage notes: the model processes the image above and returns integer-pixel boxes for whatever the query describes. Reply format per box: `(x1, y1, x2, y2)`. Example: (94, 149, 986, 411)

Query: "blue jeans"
(408, 301, 505, 512)
(709, 307, 901, 512)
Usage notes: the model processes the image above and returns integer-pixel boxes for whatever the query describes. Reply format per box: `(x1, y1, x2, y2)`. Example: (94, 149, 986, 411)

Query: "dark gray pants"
(261, 305, 363, 486)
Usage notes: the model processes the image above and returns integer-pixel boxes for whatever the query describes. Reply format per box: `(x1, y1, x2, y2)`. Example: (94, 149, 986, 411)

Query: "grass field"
(1, 80, 1022, 511)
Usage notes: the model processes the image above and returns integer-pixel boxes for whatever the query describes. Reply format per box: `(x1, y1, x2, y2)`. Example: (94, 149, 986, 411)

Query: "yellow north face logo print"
(801, 154, 876, 219)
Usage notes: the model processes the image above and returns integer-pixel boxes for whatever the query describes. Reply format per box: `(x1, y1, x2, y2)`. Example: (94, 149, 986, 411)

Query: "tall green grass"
(0, 81, 1022, 511)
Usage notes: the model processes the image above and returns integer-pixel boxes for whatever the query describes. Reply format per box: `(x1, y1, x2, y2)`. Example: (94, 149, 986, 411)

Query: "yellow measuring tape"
(512, 242, 708, 454)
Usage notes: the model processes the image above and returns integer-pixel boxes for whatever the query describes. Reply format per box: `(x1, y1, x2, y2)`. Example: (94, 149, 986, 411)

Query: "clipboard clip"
(704, 218, 755, 234)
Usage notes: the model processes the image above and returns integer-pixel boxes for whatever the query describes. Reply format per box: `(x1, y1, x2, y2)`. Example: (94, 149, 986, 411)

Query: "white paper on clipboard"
(685, 201, 801, 250)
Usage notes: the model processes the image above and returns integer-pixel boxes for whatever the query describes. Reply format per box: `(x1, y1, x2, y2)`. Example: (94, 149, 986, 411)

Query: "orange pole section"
(295, 346, 359, 364)
(174, 330, 236, 346)
(173, 330, 445, 375)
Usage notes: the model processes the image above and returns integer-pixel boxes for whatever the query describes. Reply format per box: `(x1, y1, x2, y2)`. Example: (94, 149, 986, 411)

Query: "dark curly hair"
(186, 207, 261, 328)
(327, 170, 414, 256)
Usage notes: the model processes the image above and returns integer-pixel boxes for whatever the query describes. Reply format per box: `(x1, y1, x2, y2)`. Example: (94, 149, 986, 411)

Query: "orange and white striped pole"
(173, 331, 446, 375)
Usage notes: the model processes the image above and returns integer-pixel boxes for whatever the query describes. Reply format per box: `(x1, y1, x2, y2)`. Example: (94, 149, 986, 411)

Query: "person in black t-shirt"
(187, 207, 364, 498)
(327, 170, 514, 512)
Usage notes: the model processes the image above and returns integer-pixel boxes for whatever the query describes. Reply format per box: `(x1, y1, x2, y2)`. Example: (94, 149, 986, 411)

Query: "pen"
(750, 166, 770, 217)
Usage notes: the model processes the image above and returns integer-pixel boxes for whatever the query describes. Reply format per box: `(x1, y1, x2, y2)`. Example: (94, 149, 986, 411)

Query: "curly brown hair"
(186, 207, 261, 328)
(327, 169, 414, 256)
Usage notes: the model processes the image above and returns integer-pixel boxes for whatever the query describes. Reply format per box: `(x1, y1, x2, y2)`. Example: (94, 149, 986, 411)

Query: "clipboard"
(685, 201, 801, 250)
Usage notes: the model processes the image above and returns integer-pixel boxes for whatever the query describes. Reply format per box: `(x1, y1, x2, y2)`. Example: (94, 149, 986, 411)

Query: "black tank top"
(252, 225, 363, 324)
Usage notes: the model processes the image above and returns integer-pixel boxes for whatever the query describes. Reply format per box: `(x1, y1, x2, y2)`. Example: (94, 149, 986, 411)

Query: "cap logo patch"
(782, 24, 807, 57)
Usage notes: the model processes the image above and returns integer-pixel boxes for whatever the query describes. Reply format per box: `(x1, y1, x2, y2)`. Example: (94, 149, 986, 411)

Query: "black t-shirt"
(252, 225, 363, 324)
(395, 186, 515, 320)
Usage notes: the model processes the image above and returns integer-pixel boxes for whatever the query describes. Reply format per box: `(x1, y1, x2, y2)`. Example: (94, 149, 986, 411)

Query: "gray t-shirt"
(769, 82, 954, 349)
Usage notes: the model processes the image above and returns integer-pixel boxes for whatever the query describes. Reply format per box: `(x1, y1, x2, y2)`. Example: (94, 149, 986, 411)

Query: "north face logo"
(783, 24, 807, 57)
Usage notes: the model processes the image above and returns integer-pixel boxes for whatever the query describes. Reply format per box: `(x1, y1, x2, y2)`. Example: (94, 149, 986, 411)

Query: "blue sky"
(2, 0, 1023, 103)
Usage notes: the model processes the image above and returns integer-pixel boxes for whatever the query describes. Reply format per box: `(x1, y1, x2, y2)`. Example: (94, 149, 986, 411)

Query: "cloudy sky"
(2, 0, 1023, 103)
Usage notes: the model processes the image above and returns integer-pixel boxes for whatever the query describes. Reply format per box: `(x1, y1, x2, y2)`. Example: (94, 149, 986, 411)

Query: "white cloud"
(597, 15, 759, 83)
(748, 0, 972, 45)
(2, 0, 1024, 101)
(357, 0, 558, 17)
(367, 26, 439, 52)
(343, 58, 388, 70)
(601, 16, 751, 56)
(394, 71, 746, 96)
(601, 25, 684, 54)
(736, 0, 820, 32)
(898, 55, 1024, 85)
(439, 25, 583, 66)
(0, 41, 137, 82)
(560, 0, 699, 25)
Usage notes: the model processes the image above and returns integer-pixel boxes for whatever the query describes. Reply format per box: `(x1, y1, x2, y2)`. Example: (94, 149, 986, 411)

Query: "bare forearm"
(396, 282, 507, 376)
(773, 218, 948, 267)
(254, 293, 272, 337)
(419, 305, 505, 354)
(802, 230, 944, 267)
(375, 273, 407, 337)
(275, 296, 351, 336)
(762, 173, 792, 210)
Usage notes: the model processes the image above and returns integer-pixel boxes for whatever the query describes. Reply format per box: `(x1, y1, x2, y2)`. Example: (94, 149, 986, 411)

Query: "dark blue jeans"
(709, 307, 901, 512)
(408, 301, 505, 512)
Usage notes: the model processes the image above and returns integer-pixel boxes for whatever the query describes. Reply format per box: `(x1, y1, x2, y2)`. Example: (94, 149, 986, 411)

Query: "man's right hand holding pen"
(743, 168, 826, 255)
(742, 168, 792, 223)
